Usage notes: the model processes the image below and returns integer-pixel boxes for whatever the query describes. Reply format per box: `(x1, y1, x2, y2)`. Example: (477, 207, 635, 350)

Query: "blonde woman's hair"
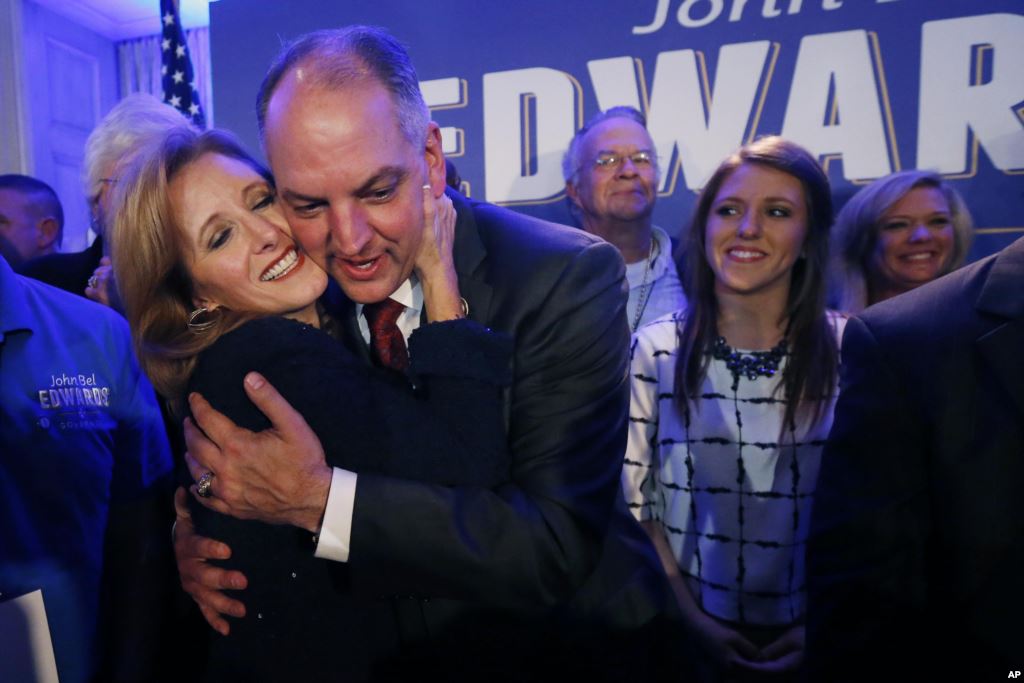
(829, 170, 974, 313)
(110, 127, 270, 404)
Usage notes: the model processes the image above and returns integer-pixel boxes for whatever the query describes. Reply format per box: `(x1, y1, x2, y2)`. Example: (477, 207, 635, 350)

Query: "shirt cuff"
(313, 467, 357, 562)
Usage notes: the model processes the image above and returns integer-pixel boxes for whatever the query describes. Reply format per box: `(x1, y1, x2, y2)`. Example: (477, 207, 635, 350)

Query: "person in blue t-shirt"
(0, 254, 174, 683)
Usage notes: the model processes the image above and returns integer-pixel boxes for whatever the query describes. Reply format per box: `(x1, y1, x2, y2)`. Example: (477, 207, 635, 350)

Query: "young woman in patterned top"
(622, 136, 844, 681)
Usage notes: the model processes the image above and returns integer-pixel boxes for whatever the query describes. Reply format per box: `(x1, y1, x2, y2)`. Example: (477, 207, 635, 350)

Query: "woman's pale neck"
(715, 284, 790, 350)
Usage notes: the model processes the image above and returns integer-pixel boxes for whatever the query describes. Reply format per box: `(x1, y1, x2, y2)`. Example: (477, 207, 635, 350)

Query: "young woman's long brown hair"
(673, 136, 839, 432)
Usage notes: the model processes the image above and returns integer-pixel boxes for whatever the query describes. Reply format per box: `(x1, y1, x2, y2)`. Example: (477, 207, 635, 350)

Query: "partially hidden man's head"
(563, 106, 659, 232)
(255, 26, 447, 305)
(84, 93, 195, 237)
(0, 174, 63, 266)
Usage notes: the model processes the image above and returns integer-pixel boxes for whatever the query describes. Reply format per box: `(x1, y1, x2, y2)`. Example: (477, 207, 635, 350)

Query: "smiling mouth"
(900, 252, 938, 262)
(260, 247, 301, 281)
(332, 253, 387, 282)
(348, 256, 379, 270)
(727, 248, 767, 261)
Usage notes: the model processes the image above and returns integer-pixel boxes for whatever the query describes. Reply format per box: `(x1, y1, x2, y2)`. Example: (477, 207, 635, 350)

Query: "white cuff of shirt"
(313, 467, 357, 562)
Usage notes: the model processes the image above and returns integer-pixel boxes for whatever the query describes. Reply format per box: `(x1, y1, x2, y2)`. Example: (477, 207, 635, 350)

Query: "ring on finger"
(196, 471, 215, 498)
(88, 275, 99, 289)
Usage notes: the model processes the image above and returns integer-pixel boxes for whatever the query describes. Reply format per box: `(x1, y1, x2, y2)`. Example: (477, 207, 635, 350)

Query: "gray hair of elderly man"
(83, 93, 195, 204)
(255, 26, 431, 148)
(561, 105, 653, 182)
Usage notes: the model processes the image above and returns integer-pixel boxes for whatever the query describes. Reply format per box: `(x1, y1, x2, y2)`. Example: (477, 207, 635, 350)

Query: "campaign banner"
(211, 0, 1024, 259)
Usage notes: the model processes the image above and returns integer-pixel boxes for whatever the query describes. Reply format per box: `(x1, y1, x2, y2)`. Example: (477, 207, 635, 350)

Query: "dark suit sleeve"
(349, 240, 629, 609)
(805, 315, 932, 680)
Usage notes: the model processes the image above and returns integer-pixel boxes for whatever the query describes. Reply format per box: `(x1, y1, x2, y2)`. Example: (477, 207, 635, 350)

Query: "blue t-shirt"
(0, 257, 173, 683)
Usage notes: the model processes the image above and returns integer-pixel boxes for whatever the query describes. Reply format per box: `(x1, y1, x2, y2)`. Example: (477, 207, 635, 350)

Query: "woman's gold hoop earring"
(188, 306, 216, 333)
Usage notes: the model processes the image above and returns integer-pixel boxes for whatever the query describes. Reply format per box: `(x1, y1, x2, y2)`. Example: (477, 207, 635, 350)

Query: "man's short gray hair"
(561, 106, 650, 182)
(256, 26, 430, 148)
(83, 93, 193, 203)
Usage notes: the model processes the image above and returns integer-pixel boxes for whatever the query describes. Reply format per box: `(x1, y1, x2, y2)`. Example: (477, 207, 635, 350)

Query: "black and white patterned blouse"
(622, 310, 846, 626)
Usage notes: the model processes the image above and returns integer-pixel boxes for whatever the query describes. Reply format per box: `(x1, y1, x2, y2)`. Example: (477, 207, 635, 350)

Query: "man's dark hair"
(0, 174, 65, 233)
(256, 26, 429, 147)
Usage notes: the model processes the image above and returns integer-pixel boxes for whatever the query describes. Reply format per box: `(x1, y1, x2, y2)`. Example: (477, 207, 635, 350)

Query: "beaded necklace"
(710, 336, 788, 381)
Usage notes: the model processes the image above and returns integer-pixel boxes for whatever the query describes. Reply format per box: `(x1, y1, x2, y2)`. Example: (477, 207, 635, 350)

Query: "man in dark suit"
(175, 26, 668, 677)
(17, 233, 103, 298)
(806, 237, 1024, 680)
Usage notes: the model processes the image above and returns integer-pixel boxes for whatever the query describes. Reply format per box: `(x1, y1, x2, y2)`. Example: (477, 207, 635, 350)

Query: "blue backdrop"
(210, 0, 1024, 261)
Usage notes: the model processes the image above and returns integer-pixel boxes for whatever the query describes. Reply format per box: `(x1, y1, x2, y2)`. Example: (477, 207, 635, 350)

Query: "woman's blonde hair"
(110, 127, 271, 404)
(829, 170, 974, 312)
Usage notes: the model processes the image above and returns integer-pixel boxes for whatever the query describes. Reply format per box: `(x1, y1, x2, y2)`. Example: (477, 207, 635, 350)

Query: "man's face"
(91, 162, 118, 236)
(566, 118, 658, 228)
(264, 75, 446, 304)
(0, 188, 47, 266)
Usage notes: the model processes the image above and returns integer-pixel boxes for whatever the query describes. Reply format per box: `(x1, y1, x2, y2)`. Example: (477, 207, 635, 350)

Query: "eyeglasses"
(591, 150, 654, 171)
(91, 178, 118, 207)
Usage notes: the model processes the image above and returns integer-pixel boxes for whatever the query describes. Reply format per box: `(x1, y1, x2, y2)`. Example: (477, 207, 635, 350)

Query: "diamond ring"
(196, 471, 215, 498)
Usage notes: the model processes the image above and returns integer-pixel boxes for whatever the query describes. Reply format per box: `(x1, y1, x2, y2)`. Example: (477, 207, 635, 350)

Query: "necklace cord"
(630, 238, 658, 332)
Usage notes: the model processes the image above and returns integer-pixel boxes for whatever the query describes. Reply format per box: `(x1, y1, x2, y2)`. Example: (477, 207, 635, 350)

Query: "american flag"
(160, 0, 205, 127)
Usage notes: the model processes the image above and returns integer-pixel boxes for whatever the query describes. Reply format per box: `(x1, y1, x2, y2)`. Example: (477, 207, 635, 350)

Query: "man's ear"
(36, 218, 59, 251)
(565, 180, 582, 210)
(423, 122, 447, 198)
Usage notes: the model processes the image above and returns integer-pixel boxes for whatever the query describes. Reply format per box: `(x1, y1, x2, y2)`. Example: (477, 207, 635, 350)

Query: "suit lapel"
(449, 190, 494, 327)
(974, 237, 1024, 418)
(448, 190, 513, 429)
(321, 279, 372, 365)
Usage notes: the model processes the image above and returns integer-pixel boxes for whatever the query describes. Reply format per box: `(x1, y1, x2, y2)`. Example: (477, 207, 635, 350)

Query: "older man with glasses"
(564, 106, 685, 332)
(18, 94, 192, 309)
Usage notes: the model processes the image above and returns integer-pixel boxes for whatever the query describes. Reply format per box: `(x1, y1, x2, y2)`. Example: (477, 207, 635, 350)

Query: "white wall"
(0, 0, 31, 174)
(0, 0, 118, 251)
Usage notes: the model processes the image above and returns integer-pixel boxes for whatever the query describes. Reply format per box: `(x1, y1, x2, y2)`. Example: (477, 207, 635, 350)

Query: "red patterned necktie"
(363, 298, 409, 371)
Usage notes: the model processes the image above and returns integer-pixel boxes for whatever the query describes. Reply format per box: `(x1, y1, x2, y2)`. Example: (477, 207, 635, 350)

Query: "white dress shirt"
(314, 275, 423, 562)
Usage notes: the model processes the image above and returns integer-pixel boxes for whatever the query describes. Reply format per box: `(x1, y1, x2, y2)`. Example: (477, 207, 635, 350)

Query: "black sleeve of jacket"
(805, 315, 932, 681)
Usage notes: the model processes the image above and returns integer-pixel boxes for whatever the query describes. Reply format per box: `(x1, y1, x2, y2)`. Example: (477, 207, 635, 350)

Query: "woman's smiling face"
(704, 162, 809, 302)
(171, 152, 327, 321)
(871, 185, 954, 298)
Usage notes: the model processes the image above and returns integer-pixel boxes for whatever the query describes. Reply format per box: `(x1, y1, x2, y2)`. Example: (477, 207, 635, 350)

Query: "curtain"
(116, 27, 213, 126)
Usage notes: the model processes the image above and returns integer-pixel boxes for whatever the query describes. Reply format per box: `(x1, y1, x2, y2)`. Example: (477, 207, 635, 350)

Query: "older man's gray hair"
(83, 93, 193, 204)
(561, 106, 650, 182)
